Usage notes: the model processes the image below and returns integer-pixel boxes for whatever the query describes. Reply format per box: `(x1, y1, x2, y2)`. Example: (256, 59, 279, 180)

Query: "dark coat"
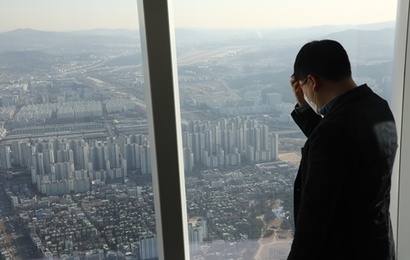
(287, 85, 397, 260)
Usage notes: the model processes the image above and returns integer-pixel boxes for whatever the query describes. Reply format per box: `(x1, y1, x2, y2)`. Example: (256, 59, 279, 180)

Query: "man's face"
(300, 76, 319, 108)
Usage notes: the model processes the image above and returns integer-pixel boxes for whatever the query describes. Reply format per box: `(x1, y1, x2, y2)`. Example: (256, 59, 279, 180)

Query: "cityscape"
(0, 18, 395, 260)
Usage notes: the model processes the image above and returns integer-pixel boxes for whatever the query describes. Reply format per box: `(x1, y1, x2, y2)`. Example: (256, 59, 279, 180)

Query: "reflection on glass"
(0, 2, 160, 260)
(173, 1, 397, 259)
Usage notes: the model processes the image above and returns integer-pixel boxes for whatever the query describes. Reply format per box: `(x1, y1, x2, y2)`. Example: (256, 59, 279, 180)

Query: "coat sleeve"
(291, 105, 322, 138)
(287, 122, 348, 259)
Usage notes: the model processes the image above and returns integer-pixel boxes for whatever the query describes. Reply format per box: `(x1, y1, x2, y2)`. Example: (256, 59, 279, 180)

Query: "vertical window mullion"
(137, 0, 189, 259)
(393, 0, 410, 258)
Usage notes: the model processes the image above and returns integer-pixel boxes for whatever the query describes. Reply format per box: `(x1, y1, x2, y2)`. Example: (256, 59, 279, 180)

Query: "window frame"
(137, 0, 189, 259)
(392, 0, 410, 258)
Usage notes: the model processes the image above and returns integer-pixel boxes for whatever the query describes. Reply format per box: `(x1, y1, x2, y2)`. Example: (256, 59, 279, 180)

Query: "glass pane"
(0, 2, 159, 260)
(172, 0, 397, 259)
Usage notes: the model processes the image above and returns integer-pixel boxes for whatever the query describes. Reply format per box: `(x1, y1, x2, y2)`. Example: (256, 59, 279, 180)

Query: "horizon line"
(0, 20, 396, 34)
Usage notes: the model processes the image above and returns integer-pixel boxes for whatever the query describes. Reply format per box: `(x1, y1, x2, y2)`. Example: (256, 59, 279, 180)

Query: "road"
(254, 230, 291, 260)
(177, 49, 232, 66)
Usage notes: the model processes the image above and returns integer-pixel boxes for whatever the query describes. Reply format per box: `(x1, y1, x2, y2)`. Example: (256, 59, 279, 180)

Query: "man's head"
(293, 39, 351, 82)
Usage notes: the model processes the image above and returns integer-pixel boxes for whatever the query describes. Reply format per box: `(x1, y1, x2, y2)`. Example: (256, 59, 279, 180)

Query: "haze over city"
(0, 0, 396, 31)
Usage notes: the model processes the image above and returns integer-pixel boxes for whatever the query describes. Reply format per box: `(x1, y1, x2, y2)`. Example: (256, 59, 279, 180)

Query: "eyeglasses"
(300, 77, 309, 87)
(291, 74, 309, 86)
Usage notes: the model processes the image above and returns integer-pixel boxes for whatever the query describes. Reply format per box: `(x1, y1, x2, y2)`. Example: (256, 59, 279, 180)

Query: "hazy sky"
(0, 0, 397, 32)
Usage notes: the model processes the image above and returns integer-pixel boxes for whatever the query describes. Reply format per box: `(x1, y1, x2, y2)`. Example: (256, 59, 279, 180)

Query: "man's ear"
(307, 75, 320, 92)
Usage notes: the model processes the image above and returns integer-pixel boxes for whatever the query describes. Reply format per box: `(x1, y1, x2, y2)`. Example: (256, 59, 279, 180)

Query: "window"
(165, 0, 399, 259)
(1, 0, 409, 260)
(0, 1, 161, 260)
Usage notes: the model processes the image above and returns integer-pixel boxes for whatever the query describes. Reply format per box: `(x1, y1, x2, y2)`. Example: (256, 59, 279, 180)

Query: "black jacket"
(288, 85, 397, 260)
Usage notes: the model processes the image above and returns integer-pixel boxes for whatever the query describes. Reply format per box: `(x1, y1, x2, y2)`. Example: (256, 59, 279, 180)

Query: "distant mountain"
(236, 27, 395, 64)
(0, 29, 139, 51)
(73, 28, 139, 39)
(174, 20, 395, 46)
(322, 28, 395, 60)
(0, 21, 395, 51)
(0, 25, 395, 73)
(2, 28, 43, 36)
(230, 27, 395, 97)
(351, 20, 395, 30)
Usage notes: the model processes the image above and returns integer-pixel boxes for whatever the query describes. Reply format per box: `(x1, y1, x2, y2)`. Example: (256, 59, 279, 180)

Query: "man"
(287, 40, 397, 260)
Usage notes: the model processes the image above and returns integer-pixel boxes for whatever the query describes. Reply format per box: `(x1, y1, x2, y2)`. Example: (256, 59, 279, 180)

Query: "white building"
(139, 236, 158, 260)
(0, 145, 11, 169)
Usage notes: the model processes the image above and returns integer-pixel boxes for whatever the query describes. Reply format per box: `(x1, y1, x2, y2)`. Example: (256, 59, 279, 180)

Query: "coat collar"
(320, 84, 371, 116)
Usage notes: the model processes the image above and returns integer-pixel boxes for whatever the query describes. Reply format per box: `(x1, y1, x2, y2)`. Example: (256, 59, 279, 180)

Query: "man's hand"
(290, 75, 308, 107)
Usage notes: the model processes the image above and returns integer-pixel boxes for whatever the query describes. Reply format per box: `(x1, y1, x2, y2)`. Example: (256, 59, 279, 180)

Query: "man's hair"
(293, 39, 351, 82)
